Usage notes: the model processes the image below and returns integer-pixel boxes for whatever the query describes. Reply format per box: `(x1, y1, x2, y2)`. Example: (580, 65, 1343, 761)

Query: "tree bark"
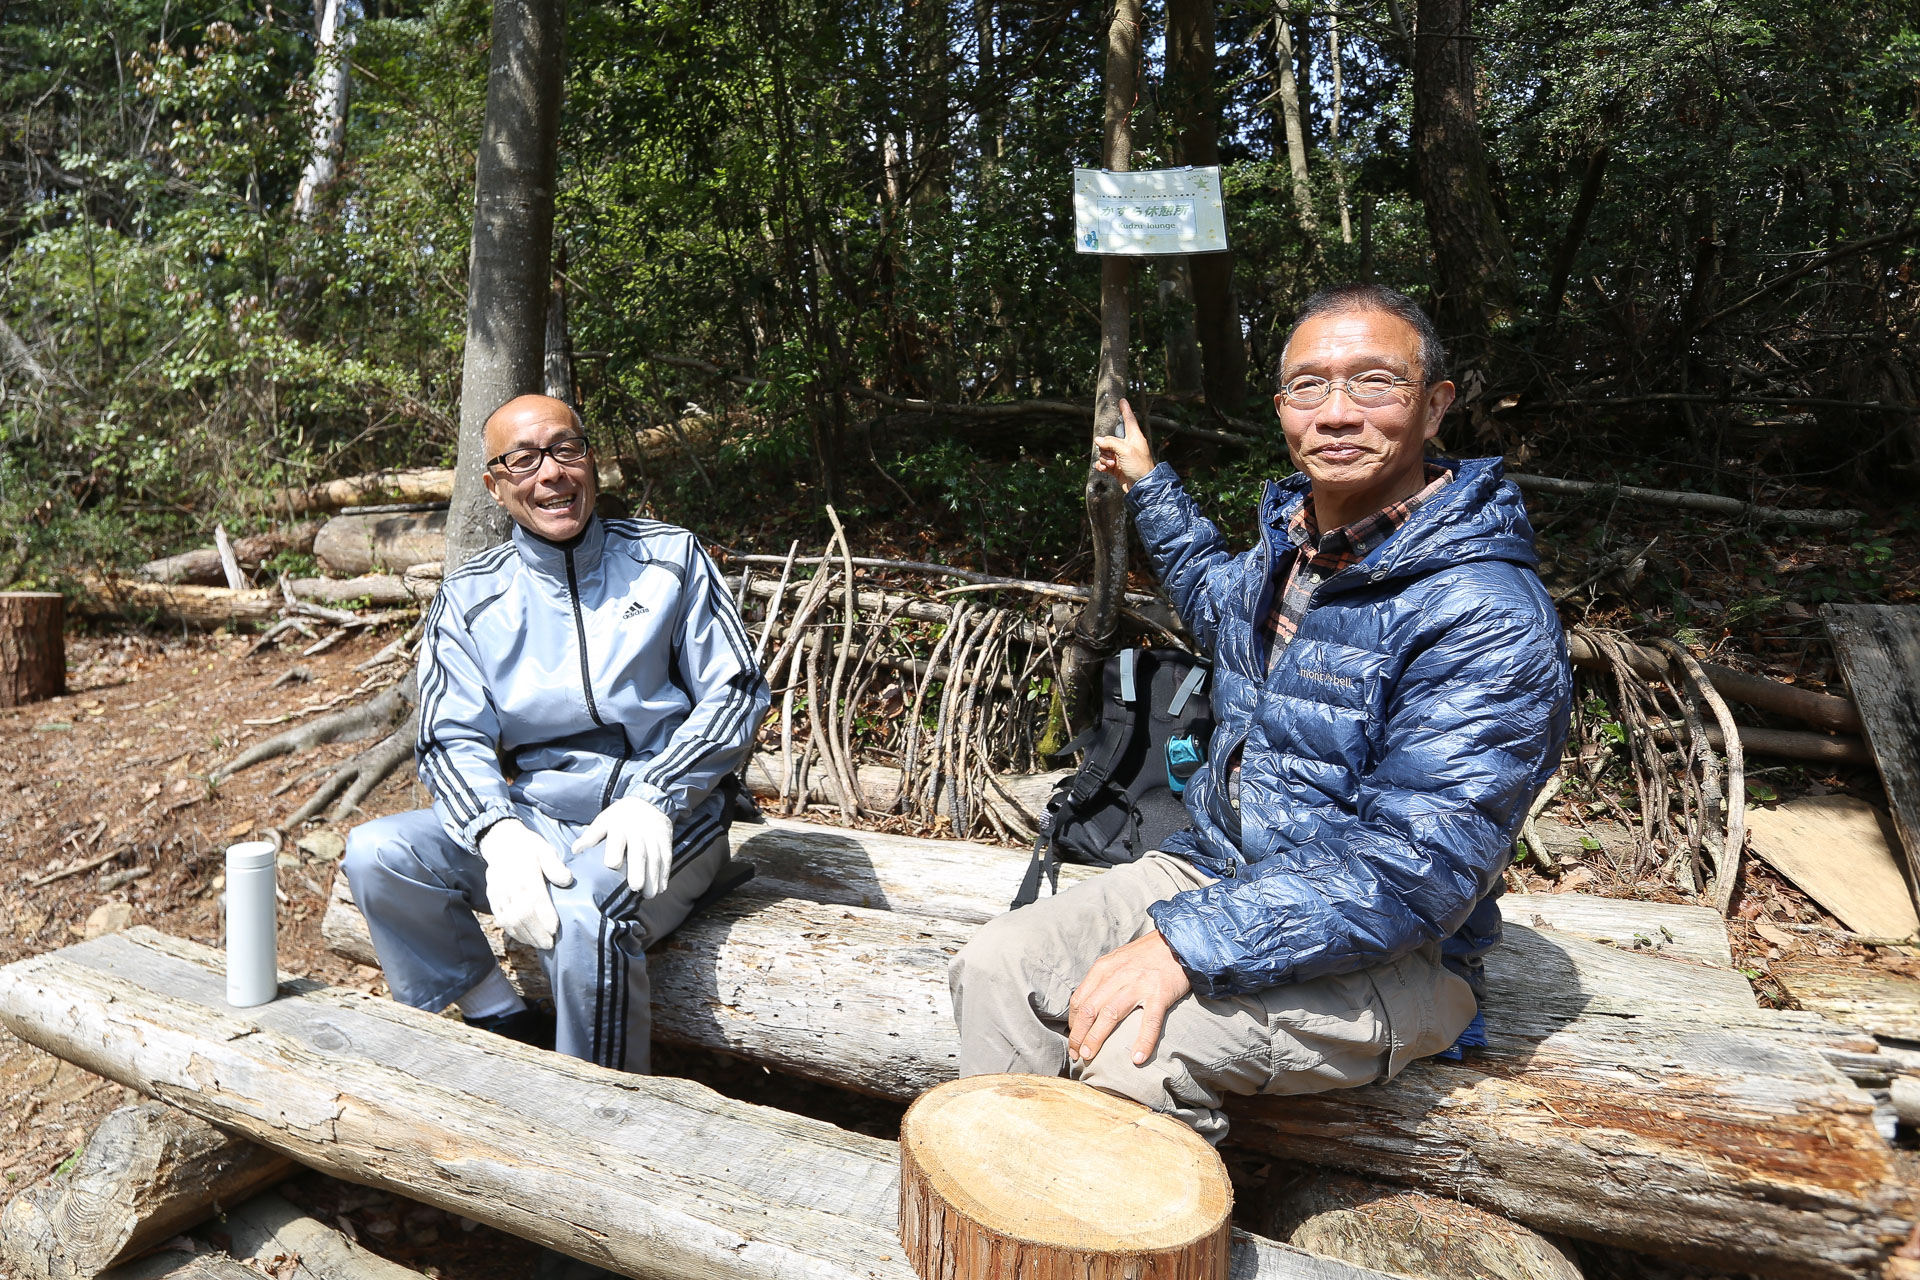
(1269, 9, 1316, 241)
(1327, 7, 1352, 244)
(444, 0, 567, 573)
(544, 245, 576, 406)
(1410, 0, 1517, 367)
(898, 1075, 1234, 1280)
(313, 509, 449, 576)
(1053, 0, 1142, 743)
(1543, 145, 1609, 328)
(0, 930, 1321, 1280)
(1157, 259, 1204, 394)
(0, 592, 64, 707)
(292, 0, 356, 218)
(0, 1101, 291, 1280)
(219, 1192, 425, 1280)
(1164, 0, 1245, 411)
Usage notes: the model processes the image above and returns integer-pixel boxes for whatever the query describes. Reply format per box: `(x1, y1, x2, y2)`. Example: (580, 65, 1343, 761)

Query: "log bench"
(0, 928, 1391, 1280)
(314, 817, 1918, 1278)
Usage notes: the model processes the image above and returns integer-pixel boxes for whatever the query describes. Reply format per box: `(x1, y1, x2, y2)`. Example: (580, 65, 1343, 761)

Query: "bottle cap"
(226, 840, 278, 873)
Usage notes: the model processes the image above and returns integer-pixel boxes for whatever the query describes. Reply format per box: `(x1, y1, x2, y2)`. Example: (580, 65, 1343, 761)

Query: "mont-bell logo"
(621, 600, 649, 621)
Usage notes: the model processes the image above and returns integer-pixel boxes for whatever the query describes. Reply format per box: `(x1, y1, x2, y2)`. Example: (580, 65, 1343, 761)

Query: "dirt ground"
(0, 620, 1909, 1279)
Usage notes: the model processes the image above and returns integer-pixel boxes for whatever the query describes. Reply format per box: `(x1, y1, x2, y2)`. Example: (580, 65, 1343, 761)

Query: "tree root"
(285, 712, 419, 825)
(214, 679, 415, 783)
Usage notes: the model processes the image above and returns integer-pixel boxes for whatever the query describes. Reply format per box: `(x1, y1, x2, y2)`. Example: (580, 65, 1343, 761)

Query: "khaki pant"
(949, 853, 1477, 1144)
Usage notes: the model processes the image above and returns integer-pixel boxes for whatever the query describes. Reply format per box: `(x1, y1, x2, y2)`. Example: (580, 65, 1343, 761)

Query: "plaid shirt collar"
(1285, 462, 1453, 575)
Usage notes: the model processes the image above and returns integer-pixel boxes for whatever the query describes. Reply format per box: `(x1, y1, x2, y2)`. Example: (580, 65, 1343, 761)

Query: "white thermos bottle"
(224, 841, 280, 1007)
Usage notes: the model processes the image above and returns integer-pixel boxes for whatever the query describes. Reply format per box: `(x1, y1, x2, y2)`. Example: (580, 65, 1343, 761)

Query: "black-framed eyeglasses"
(1281, 371, 1425, 408)
(487, 434, 591, 476)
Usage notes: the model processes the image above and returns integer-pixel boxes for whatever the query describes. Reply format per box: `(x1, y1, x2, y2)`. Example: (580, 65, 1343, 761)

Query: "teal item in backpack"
(1166, 735, 1203, 793)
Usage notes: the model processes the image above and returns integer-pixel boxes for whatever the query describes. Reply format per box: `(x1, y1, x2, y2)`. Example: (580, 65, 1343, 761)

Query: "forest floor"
(0, 599, 1911, 1279)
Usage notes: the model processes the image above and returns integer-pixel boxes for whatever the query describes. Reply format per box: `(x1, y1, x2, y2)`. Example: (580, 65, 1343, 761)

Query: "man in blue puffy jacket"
(951, 284, 1570, 1141)
(344, 394, 769, 1073)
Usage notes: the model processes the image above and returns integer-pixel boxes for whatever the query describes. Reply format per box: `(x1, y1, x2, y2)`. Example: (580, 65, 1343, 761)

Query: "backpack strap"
(1011, 793, 1064, 909)
(1167, 663, 1208, 718)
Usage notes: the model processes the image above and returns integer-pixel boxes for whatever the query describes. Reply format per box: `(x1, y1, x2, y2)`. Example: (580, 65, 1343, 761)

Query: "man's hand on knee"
(571, 796, 673, 898)
(478, 819, 574, 950)
(1066, 930, 1192, 1067)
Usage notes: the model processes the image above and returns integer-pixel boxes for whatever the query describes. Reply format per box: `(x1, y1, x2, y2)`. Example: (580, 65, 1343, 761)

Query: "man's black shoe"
(463, 1007, 556, 1051)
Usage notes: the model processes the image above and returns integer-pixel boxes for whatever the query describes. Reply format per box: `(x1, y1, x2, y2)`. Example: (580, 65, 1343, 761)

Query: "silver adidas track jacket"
(415, 515, 770, 850)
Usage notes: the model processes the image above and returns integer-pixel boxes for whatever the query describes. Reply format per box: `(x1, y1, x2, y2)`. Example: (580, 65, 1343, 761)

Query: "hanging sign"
(1073, 167, 1228, 256)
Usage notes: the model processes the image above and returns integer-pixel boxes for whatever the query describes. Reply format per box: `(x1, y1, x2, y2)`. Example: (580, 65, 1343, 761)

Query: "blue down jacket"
(1126, 456, 1571, 999)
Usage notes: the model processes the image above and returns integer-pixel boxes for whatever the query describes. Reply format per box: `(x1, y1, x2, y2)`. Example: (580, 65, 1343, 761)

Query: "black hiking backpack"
(1012, 647, 1215, 909)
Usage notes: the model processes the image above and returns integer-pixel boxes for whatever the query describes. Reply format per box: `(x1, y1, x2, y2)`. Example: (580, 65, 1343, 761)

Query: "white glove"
(478, 818, 574, 951)
(571, 796, 674, 898)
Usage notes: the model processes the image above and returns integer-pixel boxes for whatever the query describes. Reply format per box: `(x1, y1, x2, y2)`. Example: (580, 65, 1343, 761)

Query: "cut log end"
(898, 1074, 1231, 1280)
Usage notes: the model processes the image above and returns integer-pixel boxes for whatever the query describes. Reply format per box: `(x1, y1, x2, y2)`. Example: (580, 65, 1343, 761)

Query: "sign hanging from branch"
(1073, 167, 1228, 256)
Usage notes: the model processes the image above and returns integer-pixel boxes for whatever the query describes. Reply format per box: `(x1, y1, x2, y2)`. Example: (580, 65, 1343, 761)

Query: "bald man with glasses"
(344, 394, 770, 1072)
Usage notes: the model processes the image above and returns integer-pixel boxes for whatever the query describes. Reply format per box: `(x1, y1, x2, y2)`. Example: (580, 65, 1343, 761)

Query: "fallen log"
(104, 1251, 263, 1280)
(221, 1191, 425, 1280)
(1566, 632, 1863, 735)
(273, 460, 623, 516)
(0, 1101, 292, 1279)
(69, 576, 431, 629)
(1256, 1168, 1582, 1280)
(0, 928, 1366, 1280)
(325, 814, 1741, 999)
(741, 758, 1065, 830)
(1775, 959, 1920, 1043)
(314, 510, 448, 577)
(139, 525, 323, 586)
(1510, 471, 1864, 527)
(320, 862, 1911, 1275)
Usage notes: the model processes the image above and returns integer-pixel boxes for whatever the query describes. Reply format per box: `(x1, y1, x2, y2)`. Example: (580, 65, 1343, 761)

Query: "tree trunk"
(1270, 10, 1317, 241)
(0, 1101, 291, 1280)
(1054, 0, 1141, 741)
(1327, 6, 1352, 244)
(443, 0, 566, 573)
(0, 592, 64, 706)
(1410, 0, 1517, 369)
(897, 1075, 1234, 1280)
(544, 246, 576, 406)
(1543, 145, 1609, 328)
(1165, 0, 1246, 410)
(1158, 259, 1204, 393)
(219, 1192, 425, 1280)
(292, 0, 356, 218)
(0, 930, 1315, 1280)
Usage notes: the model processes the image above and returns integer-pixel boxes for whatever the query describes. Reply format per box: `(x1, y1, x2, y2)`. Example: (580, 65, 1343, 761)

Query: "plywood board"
(1747, 795, 1919, 940)
(1823, 604, 1920, 913)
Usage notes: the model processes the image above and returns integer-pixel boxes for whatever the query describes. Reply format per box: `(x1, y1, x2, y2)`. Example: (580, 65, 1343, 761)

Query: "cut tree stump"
(0, 591, 64, 707)
(1824, 604, 1920, 913)
(1257, 1168, 1583, 1280)
(0, 928, 1350, 1280)
(321, 865, 1912, 1277)
(0, 1100, 292, 1279)
(898, 1074, 1233, 1280)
